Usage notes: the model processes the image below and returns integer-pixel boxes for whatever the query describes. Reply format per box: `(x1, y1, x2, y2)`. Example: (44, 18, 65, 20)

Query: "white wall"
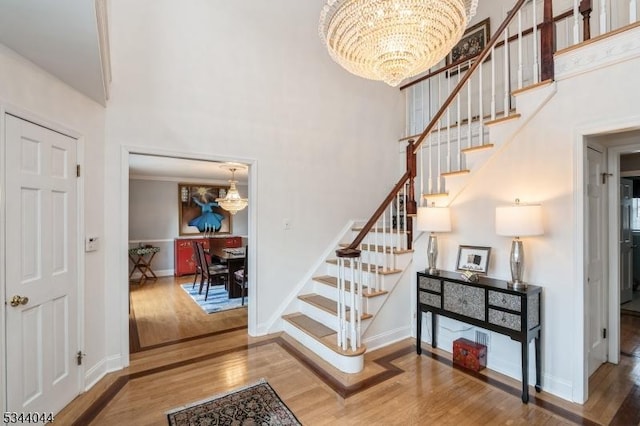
(414, 47, 640, 401)
(0, 44, 107, 389)
(104, 0, 405, 362)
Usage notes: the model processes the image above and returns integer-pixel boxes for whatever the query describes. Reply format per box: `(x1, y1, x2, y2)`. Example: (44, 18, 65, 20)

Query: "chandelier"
(319, 0, 479, 87)
(216, 165, 248, 215)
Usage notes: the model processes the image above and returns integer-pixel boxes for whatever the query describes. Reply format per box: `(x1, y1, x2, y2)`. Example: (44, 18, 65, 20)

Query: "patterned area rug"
(181, 283, 246, 314)
(166, 379, 301, 425)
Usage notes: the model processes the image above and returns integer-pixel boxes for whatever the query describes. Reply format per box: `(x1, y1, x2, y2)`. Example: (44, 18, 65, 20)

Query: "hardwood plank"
(53, 275, 640, 425)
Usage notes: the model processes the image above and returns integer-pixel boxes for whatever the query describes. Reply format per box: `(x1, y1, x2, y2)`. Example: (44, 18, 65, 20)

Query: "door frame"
(577, 114, 640, 403)
(118, 145, 258, 367)
(0, 104, 85, 413)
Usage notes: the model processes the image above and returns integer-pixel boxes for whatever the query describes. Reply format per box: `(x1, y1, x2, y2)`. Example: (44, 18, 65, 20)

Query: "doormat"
(181, 283, 246, 314)
(166, 379, 301, 425)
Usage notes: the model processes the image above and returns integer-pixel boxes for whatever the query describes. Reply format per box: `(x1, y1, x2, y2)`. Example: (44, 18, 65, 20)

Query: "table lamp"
(495, 199, 543, 289)
(417, 205, 451, 274)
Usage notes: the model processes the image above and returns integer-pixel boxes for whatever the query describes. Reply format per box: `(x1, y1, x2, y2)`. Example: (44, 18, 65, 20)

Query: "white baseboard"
(363, 326, 411, 352)
(83, 358, 108, 391)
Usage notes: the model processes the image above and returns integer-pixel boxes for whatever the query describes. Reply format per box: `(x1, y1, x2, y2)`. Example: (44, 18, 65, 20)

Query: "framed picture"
(178, 183, 232, 236)
(456, 245, 491, 274)
(447, 18, 491, 75)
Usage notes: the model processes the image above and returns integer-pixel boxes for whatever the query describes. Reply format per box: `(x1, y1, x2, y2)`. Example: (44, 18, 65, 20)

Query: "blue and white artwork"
(179, 184, 231, 235)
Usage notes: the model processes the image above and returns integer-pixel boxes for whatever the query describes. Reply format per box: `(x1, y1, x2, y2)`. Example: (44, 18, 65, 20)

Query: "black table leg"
(521, 340, 529, 403)
(431, 312, 437, 348)
(417, 308, 422, 355)
(535, 333, 542, 392)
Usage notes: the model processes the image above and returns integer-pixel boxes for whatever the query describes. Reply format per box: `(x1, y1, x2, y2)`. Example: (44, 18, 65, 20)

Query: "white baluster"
(517, 9, 523, 89)
(600, 0, 608, 36)
(402, 184, 407, 252)
(428, 134, 433, 194)
(446, 72, 451, 173)
(419, 141, 424, 200)
(504, 26, 511, 115)
(456, 66, 462, 170)
(396, 191, 400, 253)
(532, 0, 540, 84)
(467, 67, 472, 150)
(357, 259, 363, 347)
(437, 125, 442, 192)
(573, 0, 581, 45)
(630, 0, 637, 24)
(479, 64, 484, 145)
(337, 257, 344, 348)
(382, 211, 387, 272)
(491, 44, 496, 120)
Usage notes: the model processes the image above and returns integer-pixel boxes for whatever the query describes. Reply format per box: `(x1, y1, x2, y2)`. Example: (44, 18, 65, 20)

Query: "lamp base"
(427, 267, 440, 275)
(507, 280, 528, 291)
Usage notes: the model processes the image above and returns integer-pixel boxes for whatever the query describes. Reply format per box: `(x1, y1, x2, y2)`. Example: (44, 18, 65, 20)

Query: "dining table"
(207, 245, 245, 299)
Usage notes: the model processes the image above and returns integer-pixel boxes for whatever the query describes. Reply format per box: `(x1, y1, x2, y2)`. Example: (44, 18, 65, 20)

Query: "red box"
(453, 338, 487, 372)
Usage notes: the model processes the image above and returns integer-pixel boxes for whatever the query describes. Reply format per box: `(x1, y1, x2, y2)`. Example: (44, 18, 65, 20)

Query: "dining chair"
(191, 240, 203, 290)
(194, 241, 228, 301)
(233, 246, 248, 305)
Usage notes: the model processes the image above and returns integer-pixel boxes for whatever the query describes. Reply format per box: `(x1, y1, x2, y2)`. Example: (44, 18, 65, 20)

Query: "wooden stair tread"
(422, 192, 449, 198)
(484, 113, 521, 127)
(338, 243, 413, 255)
(461, 143, 494, 154)
(313, 275, 387, 297)
(441, 169, 470, 177)
(298, 294, 372, 320)
(326, 259, 401, 275)
(283, 313, 334, 338)
(282, 313, 366, 357)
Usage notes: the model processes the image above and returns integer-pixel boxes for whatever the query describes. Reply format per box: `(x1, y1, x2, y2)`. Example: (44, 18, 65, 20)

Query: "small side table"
(129, 246, 160, 283)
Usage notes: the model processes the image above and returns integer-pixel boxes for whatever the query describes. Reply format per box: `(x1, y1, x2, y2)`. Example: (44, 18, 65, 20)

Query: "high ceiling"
(129, 154, 249, 184)
(0, 0, 107, 105)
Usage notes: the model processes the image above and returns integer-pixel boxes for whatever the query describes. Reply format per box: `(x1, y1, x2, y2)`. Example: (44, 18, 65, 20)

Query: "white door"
(4, 115, 80, 415)
(586, 145, 608, 376)
(620, 178, 633, 304)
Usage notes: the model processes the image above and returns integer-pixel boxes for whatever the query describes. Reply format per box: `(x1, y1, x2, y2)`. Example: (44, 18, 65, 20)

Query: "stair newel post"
(335, 247, 361, 351)
(406, 140, 417, 251)
(540, 0, 556, 81)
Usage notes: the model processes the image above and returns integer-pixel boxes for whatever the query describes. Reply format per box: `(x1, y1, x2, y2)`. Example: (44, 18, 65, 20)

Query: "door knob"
(9, 295, 29, 307)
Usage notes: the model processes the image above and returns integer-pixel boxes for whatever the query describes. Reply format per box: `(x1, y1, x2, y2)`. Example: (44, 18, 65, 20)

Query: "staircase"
(276, 0, 635, 374)
(282, 224, 413, 373)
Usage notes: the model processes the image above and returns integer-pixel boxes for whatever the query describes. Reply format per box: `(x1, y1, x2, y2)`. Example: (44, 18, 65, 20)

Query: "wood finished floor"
(54, 276, 640, 425)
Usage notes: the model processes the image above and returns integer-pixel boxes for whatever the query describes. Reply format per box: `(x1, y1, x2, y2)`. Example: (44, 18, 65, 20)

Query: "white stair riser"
(299, 301, 340, 330)
(282, 321, 364, 374)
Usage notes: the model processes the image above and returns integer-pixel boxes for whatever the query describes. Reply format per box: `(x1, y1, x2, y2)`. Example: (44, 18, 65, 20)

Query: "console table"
(416, 270, 542, 403)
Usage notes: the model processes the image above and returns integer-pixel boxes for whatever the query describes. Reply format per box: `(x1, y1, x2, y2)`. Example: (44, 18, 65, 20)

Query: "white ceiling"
(129, 154, 249, 184)
(0, 0, 106, 104)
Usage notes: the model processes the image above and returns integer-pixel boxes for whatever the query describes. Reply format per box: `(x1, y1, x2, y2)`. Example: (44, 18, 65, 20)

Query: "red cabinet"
(174, 238, 209, 276)
(174, 236, 243, 276)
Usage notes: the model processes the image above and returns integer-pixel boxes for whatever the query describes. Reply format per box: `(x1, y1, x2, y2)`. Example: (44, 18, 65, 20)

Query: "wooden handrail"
(400, 5, 572, 91)
(337, 0, 546, 258)
(412, 0, 529, 154)
(337, 171, 411, 256)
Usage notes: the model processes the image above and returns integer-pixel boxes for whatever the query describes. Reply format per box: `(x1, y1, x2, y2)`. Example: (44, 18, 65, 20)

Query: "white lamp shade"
(417, 206, 451, 232)
(495, 204, 543, 237)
